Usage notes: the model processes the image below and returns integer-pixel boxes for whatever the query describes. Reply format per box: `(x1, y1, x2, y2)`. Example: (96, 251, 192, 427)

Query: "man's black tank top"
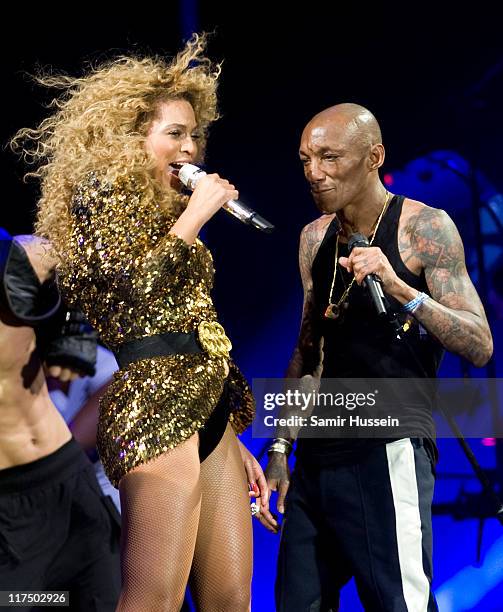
(296, 195, 444, 466)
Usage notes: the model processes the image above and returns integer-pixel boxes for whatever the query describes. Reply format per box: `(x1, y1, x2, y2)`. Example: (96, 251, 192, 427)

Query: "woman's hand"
(170, 173, 238, 244)
(187, 173, 238, 225)
(237, 438, 279, 533)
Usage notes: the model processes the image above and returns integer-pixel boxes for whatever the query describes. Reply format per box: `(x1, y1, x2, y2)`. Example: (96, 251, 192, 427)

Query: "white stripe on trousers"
(386, 438, 430, 612)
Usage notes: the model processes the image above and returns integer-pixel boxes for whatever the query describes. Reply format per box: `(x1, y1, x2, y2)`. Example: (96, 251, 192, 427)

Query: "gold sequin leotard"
(58, 172, 254, 486)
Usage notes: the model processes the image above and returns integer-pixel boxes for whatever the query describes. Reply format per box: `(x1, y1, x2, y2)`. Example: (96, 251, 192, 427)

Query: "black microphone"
(177, 164, 274, 233)
(348, 232, 388, 317)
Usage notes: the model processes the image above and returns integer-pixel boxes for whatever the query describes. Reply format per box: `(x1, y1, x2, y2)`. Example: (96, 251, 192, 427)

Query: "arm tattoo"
(286, 220, 329, 377)
(286, 288, 321, 377)
(403, 207, 493, 367)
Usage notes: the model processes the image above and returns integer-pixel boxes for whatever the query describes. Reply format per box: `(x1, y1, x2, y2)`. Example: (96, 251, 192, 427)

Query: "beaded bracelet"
(402, 291, 429, 314)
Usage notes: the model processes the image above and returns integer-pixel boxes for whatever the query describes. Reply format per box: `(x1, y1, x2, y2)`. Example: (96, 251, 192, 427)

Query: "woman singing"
(13, 34, 274, 611)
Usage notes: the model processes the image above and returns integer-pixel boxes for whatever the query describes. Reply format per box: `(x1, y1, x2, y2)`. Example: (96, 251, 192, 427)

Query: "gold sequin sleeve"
(67, 174, 195, 303)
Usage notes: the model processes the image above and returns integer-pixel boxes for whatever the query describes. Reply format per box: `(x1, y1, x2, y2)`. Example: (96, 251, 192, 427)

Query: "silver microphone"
(177, 163, 274, 233)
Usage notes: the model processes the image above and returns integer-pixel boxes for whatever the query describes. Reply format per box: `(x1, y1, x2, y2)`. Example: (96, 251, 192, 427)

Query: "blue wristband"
(402, 291, 429, 313)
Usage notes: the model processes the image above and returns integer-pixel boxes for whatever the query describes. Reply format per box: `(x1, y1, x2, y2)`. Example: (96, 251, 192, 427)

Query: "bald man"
(265, 104, 493, 611)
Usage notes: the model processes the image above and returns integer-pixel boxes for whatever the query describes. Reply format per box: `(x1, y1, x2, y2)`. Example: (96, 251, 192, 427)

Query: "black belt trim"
(114, 331, 202, 369)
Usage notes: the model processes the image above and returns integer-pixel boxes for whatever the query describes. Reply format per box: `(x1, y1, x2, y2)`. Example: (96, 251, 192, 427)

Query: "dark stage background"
(2, 6, 503, 610)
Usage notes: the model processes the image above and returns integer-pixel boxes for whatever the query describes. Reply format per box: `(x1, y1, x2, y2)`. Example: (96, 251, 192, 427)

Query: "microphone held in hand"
(177, 164, 274, 233)
(348, 233, 389, 317)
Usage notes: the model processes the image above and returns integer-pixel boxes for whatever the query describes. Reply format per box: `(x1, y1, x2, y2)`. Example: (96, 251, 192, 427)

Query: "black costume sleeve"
(0, 228, 60, 322)
(0, 228, 97, 376)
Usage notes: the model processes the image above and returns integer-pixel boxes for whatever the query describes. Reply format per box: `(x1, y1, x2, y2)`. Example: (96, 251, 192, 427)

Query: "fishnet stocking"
(117, 434, 201, 612)
(189, 424, 252, 611)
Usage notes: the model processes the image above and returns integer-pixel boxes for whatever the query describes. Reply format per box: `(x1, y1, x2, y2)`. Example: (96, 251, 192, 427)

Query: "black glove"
(36, 306, 97, 377)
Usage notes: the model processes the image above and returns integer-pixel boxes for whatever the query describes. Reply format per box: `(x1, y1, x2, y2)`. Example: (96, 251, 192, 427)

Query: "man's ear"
(369, 143, 385, 171)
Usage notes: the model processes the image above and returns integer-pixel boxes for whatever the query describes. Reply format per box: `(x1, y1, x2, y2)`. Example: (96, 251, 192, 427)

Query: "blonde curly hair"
(11, 33, 220, 260)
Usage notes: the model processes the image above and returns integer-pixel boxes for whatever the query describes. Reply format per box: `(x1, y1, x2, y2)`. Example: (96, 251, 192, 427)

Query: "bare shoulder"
(401, 197, 451, 226)
(13, 235, 57, 283)
(301, 213, 336, 241)
(300, 214, 336, 267)
(399, 198, 463, 271)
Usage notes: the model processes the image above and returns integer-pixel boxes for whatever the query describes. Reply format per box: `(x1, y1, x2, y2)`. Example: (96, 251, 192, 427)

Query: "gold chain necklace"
(324, 190, 391, 320)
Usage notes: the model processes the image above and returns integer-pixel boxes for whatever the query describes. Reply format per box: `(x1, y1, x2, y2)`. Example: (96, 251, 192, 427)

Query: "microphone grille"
(177, 163, 202, 189)
(348, 232, 369, 253)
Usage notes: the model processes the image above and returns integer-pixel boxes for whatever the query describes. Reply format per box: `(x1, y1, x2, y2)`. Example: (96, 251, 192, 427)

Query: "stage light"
(482, 437, 497, 446)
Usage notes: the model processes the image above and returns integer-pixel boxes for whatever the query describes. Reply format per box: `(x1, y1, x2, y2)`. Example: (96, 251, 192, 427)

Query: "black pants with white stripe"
(276, 438, 438, 612)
